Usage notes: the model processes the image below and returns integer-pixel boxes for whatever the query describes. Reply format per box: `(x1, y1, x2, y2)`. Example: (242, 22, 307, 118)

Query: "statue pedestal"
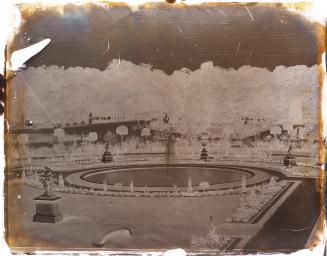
(33, 195, 63, 223)
(102, 151, 113, 162)
(283, 155, 297, 166)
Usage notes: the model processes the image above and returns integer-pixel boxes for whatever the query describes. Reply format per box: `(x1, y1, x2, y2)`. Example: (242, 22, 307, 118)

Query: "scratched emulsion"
(5, 2, 326, 253)
(9, 3, 325, 73)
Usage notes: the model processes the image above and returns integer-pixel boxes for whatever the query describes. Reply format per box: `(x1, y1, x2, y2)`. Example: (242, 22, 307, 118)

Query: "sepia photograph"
(3, 1, 326, 254)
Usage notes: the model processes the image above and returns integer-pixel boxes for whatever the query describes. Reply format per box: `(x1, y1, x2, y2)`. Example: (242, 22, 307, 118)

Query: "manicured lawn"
(7, 182, 241, 250)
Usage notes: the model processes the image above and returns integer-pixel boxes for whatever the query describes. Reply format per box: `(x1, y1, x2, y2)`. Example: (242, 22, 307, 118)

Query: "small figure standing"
(296, 128, 300, 140)
(163, 113, 169, 124)
(287, 144, 293, 156)
(209, 215, 215, 236)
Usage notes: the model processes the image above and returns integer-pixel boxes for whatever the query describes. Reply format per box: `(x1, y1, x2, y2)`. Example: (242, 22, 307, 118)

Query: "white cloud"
(9, 61, 319, 128)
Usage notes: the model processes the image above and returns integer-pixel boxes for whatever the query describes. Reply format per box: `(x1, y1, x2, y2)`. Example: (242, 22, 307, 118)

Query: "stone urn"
(283, 155, 297, 166)
(102, 143, 113, 163)
(200, 142, 209, 161)
(284, 145, 297, 166)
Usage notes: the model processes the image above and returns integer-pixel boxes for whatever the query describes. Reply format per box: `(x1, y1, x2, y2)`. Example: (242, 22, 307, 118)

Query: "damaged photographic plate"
(3, 0, 326, 255)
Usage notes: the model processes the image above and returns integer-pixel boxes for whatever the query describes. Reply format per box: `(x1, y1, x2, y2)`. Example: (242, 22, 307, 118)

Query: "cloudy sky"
(8, 3, 323, 128)
(10, 61, 319, 128)
(12, 3, 323, 73)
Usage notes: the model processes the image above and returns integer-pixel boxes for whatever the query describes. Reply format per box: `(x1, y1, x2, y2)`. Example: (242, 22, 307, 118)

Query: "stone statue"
(33, 166, 63, 223)
(39, 166, 53, 197)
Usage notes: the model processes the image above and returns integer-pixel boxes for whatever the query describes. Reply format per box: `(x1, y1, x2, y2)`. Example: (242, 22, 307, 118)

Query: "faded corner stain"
(3, 0, 327, 253)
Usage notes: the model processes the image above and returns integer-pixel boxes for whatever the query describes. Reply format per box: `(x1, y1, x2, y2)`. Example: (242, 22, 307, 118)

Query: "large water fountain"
(63, 164, 271, 196)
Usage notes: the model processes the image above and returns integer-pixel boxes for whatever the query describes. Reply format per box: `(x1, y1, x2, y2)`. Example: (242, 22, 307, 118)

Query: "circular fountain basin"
(64, 164, 271, 193)
(83, 166, 252, 187)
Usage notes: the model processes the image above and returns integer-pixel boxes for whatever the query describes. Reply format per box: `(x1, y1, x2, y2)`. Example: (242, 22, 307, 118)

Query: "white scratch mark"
(244, 6, 254, 21)
(18, 75, 54, 124)
(102, 33, 110, 55)
(235, 42, 241, 55)
(10, 38, 51, 71)
(4, 117, 10, 130)
(246, 50, 253, 63)
(114, 53, 121, 70)
(177, 25, 183, 34)
(281, 227, 311, 232)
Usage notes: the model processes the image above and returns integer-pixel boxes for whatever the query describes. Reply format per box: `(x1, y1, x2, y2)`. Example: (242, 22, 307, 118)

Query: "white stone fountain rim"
(65, 164, 271, 192)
